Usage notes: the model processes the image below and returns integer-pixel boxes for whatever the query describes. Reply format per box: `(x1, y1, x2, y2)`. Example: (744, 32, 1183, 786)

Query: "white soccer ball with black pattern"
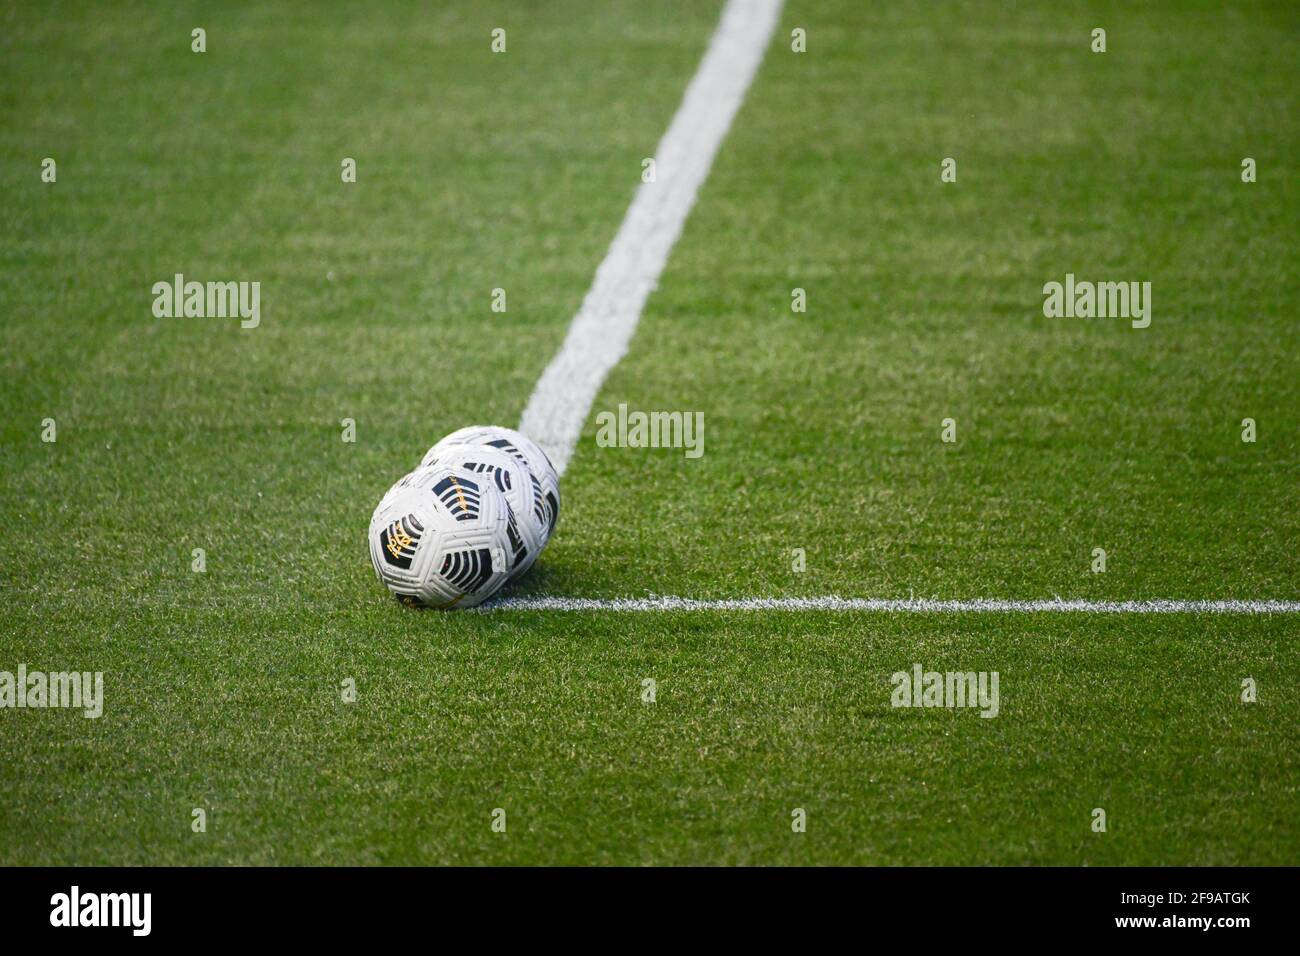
(418, 443, 542, 583)
(422, 425, 560, 546)
(368, 464, 513, 609)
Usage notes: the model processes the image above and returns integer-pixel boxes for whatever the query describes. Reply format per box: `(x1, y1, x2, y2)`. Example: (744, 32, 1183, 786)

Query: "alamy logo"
(50, 886, 150, 936)
(890, 663, 999, 718)
(594, 403, 704, 458)
(151, 273, 260, 328)
(1042, 273, 1150, 328)
(0, 665, 103, 718)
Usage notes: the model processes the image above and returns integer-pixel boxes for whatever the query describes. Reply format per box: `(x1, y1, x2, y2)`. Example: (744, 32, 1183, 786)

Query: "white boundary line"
(481, 596, 1300, 614)
(519, 0, 785, 475)
(507, 3, 1297, 619)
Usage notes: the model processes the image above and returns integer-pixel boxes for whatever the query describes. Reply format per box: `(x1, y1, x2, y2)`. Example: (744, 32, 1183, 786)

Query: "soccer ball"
(419, 442, 545, 582)
(422, 426, 560, 545)
(368, 464, 513, 609)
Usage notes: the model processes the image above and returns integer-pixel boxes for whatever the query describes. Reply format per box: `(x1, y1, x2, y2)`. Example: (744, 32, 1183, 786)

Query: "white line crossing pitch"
(481, 596, 1300, 614)
(509, 3, 1295, 618)
(519, 0, 785, 475)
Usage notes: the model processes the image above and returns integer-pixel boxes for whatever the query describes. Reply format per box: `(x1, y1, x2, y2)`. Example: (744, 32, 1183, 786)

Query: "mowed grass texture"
(1, 0, 1297, 865)
(2, 606, 1296, 865)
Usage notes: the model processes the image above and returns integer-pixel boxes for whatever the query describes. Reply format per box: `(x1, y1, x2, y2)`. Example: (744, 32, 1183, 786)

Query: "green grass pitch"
(1, 0, 1296, 864)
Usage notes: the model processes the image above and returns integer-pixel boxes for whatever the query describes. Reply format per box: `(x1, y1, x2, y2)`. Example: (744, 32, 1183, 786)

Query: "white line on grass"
(481, 596, 1300, 614)
(519, 0, 784, 475)
(507, 3, 1295, 619)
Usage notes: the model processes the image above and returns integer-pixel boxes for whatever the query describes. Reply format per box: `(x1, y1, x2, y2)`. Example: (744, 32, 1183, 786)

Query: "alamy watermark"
(1042, 273, 1150, 329)
(891, 663, 999, 718)
(151, 273, 260, 328)
(595, 403, 704, 458)
(50, 886, 150, 936)
(0, 665, 103, 718)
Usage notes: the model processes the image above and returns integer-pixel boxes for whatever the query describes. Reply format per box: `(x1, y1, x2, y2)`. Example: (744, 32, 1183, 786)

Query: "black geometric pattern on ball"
(379, 514, 423, 569)
(440, 547, 495, 594)
(432, 474, 481, 522)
